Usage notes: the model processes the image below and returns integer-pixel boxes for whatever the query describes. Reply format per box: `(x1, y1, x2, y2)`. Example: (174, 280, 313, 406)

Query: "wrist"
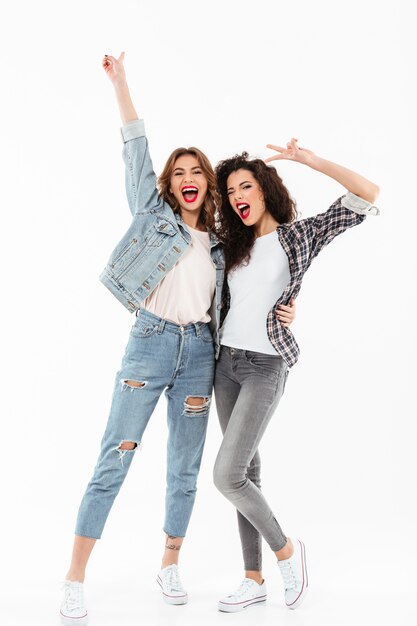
(305, 153, 323, 170)
(112, 75, 128, 90)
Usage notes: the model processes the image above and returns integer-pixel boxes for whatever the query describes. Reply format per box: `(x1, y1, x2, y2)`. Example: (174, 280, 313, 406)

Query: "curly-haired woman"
(213, 141, 379, 612)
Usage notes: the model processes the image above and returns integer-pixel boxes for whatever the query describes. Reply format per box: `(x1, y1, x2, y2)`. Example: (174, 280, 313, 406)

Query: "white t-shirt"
(142, 226, 216, 325)
(220, 230, 290, 355)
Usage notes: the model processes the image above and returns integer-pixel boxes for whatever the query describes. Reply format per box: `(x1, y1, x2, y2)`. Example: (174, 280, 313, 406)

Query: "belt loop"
(157, 318, 166, 334)
(194, 322, 201, 337)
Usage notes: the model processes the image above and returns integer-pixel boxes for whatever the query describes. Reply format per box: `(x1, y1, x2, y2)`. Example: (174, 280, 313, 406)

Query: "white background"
(1, 1, 416, 625)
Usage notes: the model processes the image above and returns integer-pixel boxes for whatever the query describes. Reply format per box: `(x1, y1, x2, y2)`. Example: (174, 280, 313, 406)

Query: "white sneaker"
(60, 580, 88, 626)
(277, 539, 308, 609)
(218, 578, 267, 613)
(157, 564, 188, 605)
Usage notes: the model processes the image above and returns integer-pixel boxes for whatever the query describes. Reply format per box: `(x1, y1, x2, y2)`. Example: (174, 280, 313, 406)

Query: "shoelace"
(228, 579, 257, 598)
(62, 581, 84, 610)
(279, 562, 297, 590)
(165, 567, 183, 592)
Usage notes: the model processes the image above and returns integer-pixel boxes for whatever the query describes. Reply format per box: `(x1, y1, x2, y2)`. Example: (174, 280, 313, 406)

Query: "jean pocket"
(198, 326, 213, 343)
(131, 319, 158, 338)
(245, 350, 287, 384)
(245, 350, 284, 378)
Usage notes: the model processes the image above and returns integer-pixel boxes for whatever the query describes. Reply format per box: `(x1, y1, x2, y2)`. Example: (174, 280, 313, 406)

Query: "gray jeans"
(213, 346, 289, 571)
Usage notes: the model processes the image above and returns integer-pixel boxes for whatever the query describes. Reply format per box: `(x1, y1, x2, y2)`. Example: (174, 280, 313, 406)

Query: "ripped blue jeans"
(75, 309, 215, 539)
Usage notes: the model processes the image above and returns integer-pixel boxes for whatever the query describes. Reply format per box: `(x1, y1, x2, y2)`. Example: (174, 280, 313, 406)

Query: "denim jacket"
(100, 119, 225, 356)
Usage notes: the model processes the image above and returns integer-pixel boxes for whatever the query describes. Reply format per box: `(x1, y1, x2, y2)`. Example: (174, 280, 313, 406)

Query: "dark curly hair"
(215, 152, 297, 273)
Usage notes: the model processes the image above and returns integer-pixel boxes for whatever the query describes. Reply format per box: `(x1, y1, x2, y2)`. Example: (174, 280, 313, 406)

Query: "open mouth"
(181, 185, 199, 204)
(236, 202, 250, 220)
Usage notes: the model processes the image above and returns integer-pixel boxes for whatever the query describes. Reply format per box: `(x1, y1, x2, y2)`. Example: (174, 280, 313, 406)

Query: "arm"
(306, 156, 379, 204)
(103, 52, 138, 124)
(265, 138, 380, 203)
(266, 139, 379, 260)
(103, 53, 160, 215)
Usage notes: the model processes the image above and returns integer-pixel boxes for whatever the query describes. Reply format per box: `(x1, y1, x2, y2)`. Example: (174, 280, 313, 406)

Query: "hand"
(265, 138, 315, 166)
(102, 52, 126, 85)
(275, 298, 296, 328)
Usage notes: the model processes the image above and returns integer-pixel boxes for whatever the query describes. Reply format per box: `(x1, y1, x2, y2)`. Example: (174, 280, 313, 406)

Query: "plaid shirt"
(222, 192, 379, 368)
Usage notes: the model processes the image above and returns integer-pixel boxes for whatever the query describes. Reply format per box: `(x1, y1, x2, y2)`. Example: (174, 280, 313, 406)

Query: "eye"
(227, 190, 233, 196)
(243, 185, 252, 190)
(193, 170, 202, 175)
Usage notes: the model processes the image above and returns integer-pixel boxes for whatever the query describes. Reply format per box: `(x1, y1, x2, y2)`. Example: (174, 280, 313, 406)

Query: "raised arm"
(266, 138, 380, 264)
(103, 52, 138, 124)
(265, 138, 380, 203)
(102, 52, 161, 216)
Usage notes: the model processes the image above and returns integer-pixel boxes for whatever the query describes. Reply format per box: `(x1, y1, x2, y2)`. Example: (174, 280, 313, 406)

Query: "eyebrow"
(227, 180, 252, 192)
(173, 166, 202, 173)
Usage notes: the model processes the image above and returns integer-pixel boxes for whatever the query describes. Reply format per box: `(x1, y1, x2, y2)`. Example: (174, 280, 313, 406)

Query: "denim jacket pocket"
(145, 219, 178, 249)
(155, 219, 177, 236)
(111, 237, 138, 267)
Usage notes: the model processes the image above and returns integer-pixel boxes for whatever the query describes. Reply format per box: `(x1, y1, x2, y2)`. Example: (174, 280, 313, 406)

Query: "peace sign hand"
(265, 138, 315, 166)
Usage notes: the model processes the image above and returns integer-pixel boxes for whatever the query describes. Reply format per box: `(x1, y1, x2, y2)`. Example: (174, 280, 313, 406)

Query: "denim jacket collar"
(173, 211, 221, 248)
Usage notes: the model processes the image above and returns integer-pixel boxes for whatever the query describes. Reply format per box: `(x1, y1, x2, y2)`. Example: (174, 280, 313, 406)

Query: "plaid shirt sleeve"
(293, 192, 379, 264)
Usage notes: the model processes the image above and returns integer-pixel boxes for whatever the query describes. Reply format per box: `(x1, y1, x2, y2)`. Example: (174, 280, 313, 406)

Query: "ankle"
(245, 570, 263, 585)
(65, 572, 85, 583)
(276, 537, 294, 561)
(161, 558, 179, 569)
(162, 534, 183, 569)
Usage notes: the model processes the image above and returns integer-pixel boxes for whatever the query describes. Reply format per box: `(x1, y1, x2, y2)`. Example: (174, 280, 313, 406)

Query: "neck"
(180, 208, 205, 231)
(254, 213, 279, 237)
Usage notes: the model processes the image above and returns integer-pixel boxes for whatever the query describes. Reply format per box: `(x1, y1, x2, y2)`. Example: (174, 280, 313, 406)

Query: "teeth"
(182, 186, 198, 192)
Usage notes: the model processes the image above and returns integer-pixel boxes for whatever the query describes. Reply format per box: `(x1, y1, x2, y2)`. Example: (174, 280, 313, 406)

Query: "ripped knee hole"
(117, 441, 138, 451)
(183, 396, 211, 415)
(121, 379, 147, 391)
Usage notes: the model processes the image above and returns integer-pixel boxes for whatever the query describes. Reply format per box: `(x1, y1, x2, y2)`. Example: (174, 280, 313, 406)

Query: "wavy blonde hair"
(158, 147, 219, 231)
